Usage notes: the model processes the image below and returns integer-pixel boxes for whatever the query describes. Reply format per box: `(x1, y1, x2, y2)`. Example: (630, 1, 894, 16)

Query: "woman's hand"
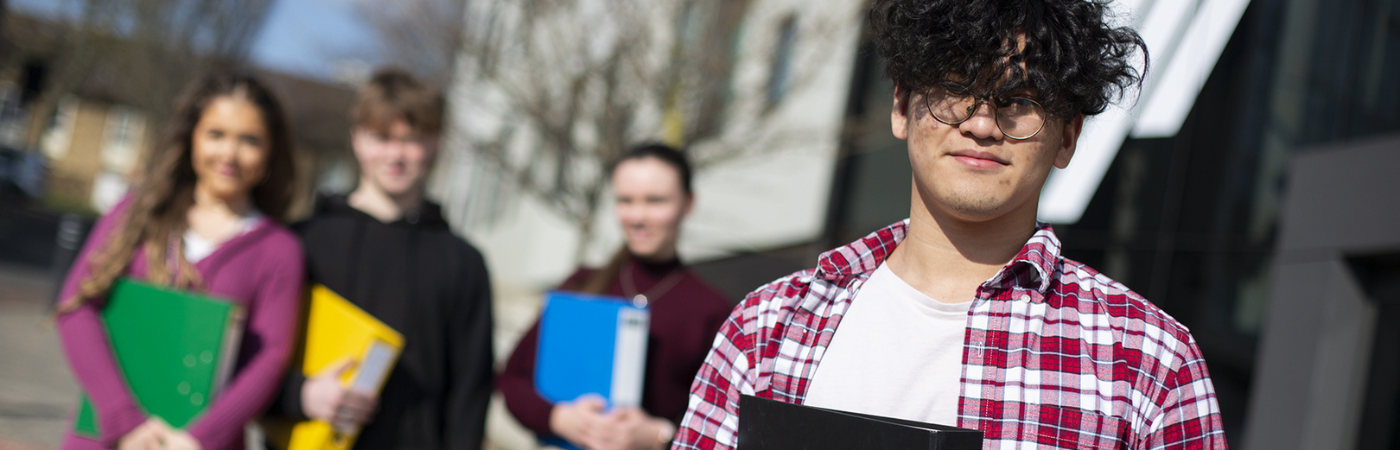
(551, 396, 674, 450)
(550, 395, 609, 447)
(117, 417, 203, 450)
(117, 418, 164, 450)
(156, 425, 203, 450)
(584, 408, 674, 450)
(302, 358, 378, 433)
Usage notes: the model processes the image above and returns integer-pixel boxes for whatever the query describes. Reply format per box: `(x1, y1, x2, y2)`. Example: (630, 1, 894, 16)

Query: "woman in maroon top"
(55, 73, 304, 450)
(499, 144, 732, 450)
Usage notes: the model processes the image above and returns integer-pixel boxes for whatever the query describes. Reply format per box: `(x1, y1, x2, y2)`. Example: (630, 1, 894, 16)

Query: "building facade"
(442, 0, 1400, 448)
(832, 0, 1400, 448)
(40, 96, 148, 213)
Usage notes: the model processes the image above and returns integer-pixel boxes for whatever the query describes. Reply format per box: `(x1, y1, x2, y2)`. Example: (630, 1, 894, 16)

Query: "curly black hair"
(870, 0, 1147, 119)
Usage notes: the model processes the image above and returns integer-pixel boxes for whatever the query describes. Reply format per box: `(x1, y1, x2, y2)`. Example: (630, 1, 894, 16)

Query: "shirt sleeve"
(267, 361, 310, 420)
(55, 199, 148, 446)
(186, 237, 305, 448)
(265, 221, 315, 421)
(497, 267, 597, 436)
(1139, 337, 1228, 450)
(672, 302, 757, 450)
(444, 247, 494, 450)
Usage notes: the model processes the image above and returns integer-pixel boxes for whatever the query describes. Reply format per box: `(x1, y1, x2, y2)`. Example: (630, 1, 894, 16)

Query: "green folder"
(73, 278, 245, 437)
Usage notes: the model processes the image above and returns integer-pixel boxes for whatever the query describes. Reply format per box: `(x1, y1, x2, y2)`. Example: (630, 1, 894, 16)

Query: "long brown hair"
(57, 72, 297, 313)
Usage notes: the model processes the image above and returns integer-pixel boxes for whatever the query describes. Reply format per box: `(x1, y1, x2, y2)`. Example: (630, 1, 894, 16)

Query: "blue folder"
(535, 291, 651, 450)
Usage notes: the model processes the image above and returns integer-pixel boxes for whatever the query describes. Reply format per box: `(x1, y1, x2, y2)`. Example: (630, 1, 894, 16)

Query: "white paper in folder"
(610, 308, 650, 408)
(351, 340, 397, 393)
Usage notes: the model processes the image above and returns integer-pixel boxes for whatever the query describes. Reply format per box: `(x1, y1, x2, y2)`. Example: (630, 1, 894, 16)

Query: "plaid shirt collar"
(810, 219, 1058, 306)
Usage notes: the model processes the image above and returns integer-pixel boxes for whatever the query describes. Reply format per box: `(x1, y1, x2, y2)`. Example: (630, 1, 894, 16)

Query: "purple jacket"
(56, 197, 304, 450)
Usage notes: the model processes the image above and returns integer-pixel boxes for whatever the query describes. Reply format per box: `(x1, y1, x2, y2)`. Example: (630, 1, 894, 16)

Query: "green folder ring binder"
(72, 279, 244, 437)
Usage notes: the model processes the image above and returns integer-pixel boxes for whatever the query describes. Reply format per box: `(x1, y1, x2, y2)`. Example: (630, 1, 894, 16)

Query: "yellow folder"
(282, 284, 405, 450)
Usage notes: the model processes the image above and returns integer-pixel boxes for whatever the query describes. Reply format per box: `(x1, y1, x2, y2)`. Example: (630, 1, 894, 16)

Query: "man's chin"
(372, 179, 419, 197)
(927, 190, 1018, 222)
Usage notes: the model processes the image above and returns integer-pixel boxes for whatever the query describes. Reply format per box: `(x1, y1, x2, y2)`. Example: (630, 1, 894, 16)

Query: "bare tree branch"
(433, 0, 859, 260)
(21, 0, 273, 149)
(350, 0, 466, 86)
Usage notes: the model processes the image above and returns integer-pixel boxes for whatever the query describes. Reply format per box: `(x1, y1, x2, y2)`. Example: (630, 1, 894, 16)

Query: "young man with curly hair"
(672, 1, 1227, 449)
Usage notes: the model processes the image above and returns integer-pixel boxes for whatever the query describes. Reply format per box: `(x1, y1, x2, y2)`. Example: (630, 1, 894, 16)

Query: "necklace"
(620, 260, 685, 308)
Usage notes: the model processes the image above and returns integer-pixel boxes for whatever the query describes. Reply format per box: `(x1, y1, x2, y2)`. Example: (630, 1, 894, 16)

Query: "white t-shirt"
(803, 262, 972, 426)
(183, 213, 263, 263)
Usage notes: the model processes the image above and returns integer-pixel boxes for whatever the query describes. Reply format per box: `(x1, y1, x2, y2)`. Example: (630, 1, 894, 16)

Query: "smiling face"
(191, 96, 271, 204)
(892, 87, 1081, 224)
(352, 119, 439, 198)
(613, 157, 693, 262)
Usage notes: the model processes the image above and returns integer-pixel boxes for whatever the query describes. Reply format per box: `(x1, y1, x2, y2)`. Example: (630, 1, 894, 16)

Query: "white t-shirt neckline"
(803, 262, 972, 426)
(184, 212, 264, 264)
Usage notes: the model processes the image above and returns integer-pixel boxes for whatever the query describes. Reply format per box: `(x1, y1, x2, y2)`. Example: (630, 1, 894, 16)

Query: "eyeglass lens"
(926, 90, 1045, 139)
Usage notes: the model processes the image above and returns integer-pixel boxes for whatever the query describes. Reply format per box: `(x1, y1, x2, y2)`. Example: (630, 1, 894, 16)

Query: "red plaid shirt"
(673, 220, 1226, 450)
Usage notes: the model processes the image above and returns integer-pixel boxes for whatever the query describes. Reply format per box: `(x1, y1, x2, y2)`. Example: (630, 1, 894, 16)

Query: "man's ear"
(1053, 115, 1084, 169)
(350, 127, 369, 154)
(423, 132, 443, 156)
(891, 85, 911, 141)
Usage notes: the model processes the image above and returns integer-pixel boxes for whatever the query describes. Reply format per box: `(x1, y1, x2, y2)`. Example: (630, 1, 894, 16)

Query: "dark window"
(766, 15, 797, 109)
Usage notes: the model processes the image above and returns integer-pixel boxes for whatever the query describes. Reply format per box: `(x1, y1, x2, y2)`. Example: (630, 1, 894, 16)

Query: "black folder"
(738, 395, 983, 449)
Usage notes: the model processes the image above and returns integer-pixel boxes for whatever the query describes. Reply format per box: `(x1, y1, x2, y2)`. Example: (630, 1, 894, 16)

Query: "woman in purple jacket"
(55, 73, 304, 450)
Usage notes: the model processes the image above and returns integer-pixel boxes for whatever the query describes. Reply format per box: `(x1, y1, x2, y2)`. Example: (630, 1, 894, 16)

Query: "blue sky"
(7, 0, 379, 81)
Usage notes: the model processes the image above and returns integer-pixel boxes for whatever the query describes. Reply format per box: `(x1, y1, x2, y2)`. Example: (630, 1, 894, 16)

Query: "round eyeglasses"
(924, 89, 1047, 140)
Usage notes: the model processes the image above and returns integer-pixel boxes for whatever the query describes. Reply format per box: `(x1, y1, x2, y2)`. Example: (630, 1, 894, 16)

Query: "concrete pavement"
(0, 263, 75, 450)
(0, 248, 550, 450)
(0, 196, 553, 450)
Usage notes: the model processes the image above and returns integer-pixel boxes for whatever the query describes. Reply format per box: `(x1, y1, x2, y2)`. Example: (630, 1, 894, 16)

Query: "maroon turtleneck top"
(498, 257, 733, 436)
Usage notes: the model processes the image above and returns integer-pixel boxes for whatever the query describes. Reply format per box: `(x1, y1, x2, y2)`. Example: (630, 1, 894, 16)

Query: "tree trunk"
(573, 209, 594, 265)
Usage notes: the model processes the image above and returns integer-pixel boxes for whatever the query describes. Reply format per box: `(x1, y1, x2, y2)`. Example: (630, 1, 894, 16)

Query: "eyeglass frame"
(922, 88, 1048, 140)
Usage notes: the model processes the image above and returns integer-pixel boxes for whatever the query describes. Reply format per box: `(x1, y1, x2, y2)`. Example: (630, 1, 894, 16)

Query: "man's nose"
(958, 102, 1003, 141)
(384, 140, 410, 158)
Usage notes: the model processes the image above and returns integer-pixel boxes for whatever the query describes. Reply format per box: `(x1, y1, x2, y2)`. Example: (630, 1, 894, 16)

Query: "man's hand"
(302, 358, 379, 433)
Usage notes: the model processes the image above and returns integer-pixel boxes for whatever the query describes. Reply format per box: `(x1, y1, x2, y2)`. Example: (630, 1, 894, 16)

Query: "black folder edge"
(738, 394, 983, 449)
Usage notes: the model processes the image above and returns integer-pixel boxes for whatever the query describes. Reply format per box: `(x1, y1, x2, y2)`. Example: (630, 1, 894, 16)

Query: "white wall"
(435, 0, 865, 291)
(431, 2, 868, 449)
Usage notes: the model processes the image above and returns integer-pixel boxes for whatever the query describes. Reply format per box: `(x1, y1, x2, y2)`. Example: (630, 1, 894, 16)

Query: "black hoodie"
(272, 194, 494, 450)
